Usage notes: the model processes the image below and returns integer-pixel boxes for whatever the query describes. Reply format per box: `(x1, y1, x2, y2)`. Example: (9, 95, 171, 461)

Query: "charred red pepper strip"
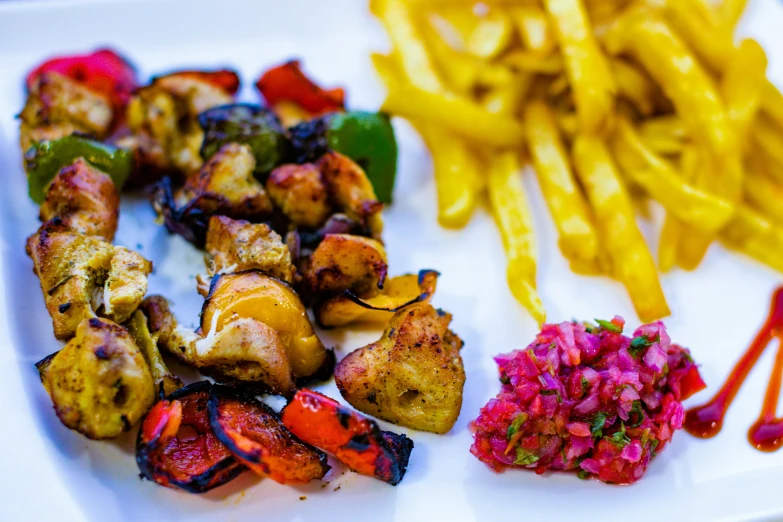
(163, 70, 241, 95)
(207, 385, 330, 484)
(26, 49, 136, 112)
(280, 389, 414, 485)
(136, 381, 245, 494)
(255, 60, 345, 115)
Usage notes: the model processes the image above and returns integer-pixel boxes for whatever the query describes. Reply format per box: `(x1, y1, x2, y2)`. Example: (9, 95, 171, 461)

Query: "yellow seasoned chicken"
(204, 215, 295, 283)
(124, 71, 234, 175)
(305, 233, 388, 297)
(317, 151, 384, 238)
(334, 302, 465, 434)
(155, 143, 273, 246)
(26, 225, 152, 340)
(37, 317, 155, 439)
(19, 72, 113, 154)
(140, 295, 296, 396)
(266, 163, 332, 228)
(39, 158, 120, 242)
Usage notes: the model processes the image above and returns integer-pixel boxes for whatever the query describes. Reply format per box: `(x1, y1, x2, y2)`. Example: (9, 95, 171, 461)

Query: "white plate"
(1, 0, 783, 520)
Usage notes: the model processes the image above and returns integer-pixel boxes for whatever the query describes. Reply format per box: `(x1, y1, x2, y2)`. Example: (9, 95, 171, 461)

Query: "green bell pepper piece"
(198, 103, 289, 174)
(25, 135, 133, 204)
(325, 111, 398, 204)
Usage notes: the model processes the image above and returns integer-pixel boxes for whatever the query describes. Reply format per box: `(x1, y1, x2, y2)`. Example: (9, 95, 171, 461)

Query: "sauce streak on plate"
(684, 287, 783, 451)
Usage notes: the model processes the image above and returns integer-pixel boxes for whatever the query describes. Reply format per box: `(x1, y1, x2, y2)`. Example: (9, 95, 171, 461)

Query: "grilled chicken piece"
(204, 216, 295, 283)
(317, 151, 383, 239)
(19, 72, 113, 154)
(125, 310, 183, 397)
(125, 72, 235, 176)
(140, 296, 295, 396)
(36, 317, 156, 439)
(266, 163, 332, 228)
(155, 143, 273, 246)
(39, 159, 120, 241)
(334, 303, 465, 434)
(305, 233, 387, 298)
(26, 225, 151, 340)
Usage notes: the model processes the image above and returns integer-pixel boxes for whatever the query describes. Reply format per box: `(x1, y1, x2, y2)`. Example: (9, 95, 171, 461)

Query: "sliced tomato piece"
(207, 385, 330, 484)
(280, 389, 414, 485)
(255, 60, 345, 116)
(26, 48, 137, 112)
(679, 365, 707, 401)
(136, 381, 245, 493)
(162, 70, 241, 95)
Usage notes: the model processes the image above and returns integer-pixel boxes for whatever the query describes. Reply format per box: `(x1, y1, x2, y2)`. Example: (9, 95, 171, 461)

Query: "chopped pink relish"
(470, 317, 706, 485)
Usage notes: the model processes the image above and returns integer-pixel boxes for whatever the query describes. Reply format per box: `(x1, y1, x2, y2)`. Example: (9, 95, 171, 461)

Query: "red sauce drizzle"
(684, 287, 783, 451)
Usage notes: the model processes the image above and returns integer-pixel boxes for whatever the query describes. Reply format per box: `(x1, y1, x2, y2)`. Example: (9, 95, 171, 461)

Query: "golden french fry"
(482, 74, 532, 115)
(605, 6, 742, 199)
(467, 10, 514, 58)
(751, 115, 783, 185)
(611, 59, 656, 117)
(371, 52, 401, 88)
(722, 39, 767, 144)
(417, 123, 481, 228)
(761, 81, 783, 130)
(371, 0, 443, 91)
(543, 0, 616, 133)
(510, 6, 557, 55)
(745, 161, 783, 227)
(658, 145, 699, 272)
(502, 49, 564, 75)
(382, 84, 525, 147)
(524, 101, 598, 263)
(637, 115, 686, 156)
(487, 152, 546, 324)
(722, 206, 783, 273)
(611, 119, 734, 231)
(662, 0, 734, 74)
(554, 111, 578, 141)
(573, 134, 670, 321)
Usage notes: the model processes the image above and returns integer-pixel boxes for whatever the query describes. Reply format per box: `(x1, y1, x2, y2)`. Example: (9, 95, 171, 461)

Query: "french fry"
(751, 115, 783, 185)
(761, 82, 783, 131)
(382, 84, 525, 147)
(610, 119, 734, 232)
(611, 59, 656, 117)
(482, 74, 532, 116)
(662, 0, 734, 74)
(510, 6, 557, 55)
(487, 152, 546, 324)
(637, 115, 686, 156)
(524, 101, 598, 263)
(502, 50, 564, 75)
(466, 10, 514, 58)
(718, 0, 749, 31)
(722, 206, 783, 273)
(658, 145, 699, 272)
(744, 161, 783, 227)
(605, 6, 742, 200)
(722, 39, 767, 145)
(543, 0, 616, 133)
(573, 134, 669, 321)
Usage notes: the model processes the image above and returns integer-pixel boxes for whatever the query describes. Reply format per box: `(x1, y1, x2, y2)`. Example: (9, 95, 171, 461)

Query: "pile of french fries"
(370, 0, 783, 325)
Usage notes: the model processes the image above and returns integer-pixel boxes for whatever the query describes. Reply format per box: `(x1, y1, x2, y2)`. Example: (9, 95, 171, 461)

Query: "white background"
(1, 0, 783, 520)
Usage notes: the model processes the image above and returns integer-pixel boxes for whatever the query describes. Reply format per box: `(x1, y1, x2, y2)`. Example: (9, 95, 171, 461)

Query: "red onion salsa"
(470, 317, 706, 484)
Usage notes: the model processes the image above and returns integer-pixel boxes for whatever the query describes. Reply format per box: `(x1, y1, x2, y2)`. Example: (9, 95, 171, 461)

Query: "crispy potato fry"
(502, 50, 564, 75)
(722, 206, 783, 273)
(761, 82, 783, 131)
(543, 0, 616, 133)
(718, 0, 748, 31)
(573, 134, 669, 321)
(382, 84, 525, 147)
(745, 161, 783, 227)
(482, 74, 532, 116)
(510, 6, 557, 55)
(751, 115, 783, 185)
(722, 39, 767, 144)
(663, 0, 734, 74)
(487, 152, 545, 325)
(611, 59, 656, 117)
(467, 10, 514, 58)
(658, 145, 699, 272)
(611, 119, 734, 231)
(524, 101, 598, 263)
(606, 7, 742, 200)
(638, 115, 686, 156)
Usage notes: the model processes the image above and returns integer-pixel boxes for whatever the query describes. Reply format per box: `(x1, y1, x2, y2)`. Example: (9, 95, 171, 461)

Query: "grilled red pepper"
(26, 48, 136, 112)
(136, 381, 245, 494)
(255, 60, 345, 116)
(280, 388, 413, 485)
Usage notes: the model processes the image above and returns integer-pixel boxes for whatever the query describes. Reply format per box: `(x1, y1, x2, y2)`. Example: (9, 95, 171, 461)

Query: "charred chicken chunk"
(156, 143, 273, 246)
(39, 158, 119, 241)
(317, 151, 383, 239)
(141, 295, 296, 396)
(266, 163, 332, 228)
(334, 303, 465, 434)
(305, 233, 388, 298)
(36, 317, 156, 439)
(205, 216, 295, 283)
(19, 72, 113, 153)
(125, 71, 236, 176)
(26, 226, 151, 340)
